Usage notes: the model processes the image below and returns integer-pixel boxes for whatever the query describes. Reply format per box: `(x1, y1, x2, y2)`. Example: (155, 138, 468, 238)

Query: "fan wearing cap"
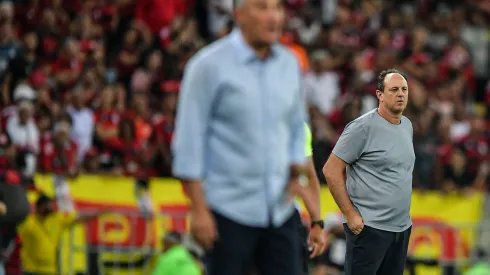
(6, 100, 39, 154)
(6, 100, 39, 179)
(39, 120, 78, 212)
(17, 194, 110, 275)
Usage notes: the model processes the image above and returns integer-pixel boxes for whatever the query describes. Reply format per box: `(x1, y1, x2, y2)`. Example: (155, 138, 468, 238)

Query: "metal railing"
(57, 209, 488, 275)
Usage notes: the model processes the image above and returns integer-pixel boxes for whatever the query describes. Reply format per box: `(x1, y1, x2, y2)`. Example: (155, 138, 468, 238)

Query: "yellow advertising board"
(30, 174, 484, 275)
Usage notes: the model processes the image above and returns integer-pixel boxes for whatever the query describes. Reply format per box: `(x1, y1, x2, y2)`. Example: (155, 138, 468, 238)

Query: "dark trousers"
(292, 210, 309, 275)
(343, 224, 411, 275)
(205, 211, 301, 275)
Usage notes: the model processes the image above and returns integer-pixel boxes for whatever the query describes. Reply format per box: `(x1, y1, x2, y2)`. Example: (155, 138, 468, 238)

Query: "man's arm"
(171, 55, 215, 211)
(323, 155, 356, 218)
(299, 124, 321, 220)
(323, 121, 366, 220)
(73, 210, 110, 224)
(288, 68, 307, 178)
(303, 157, 321, 220)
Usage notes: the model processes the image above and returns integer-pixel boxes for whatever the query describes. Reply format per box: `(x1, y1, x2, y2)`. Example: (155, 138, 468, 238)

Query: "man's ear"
(376, 90, 383, 102)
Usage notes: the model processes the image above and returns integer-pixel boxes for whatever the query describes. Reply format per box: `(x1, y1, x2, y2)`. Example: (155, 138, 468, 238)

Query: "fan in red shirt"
(51, 39, 83, 97)
(94, 86, 121, 147)
(116, 28, 142, 86)
(122, 93, 152, 145)
(0, 129, 13, 173)
(39, 119, 78, 212)
(36, 8, 62, 64)
(134, 0, 189, 35)
(108, 118, 151, 177)
(39, 120, 78, 176)
(458, 116, 489, 175)
(150, 81, 179, 176)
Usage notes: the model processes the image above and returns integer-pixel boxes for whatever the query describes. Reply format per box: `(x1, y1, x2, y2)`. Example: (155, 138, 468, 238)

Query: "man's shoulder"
(188, 38, 233, 68)
(273, 44, 301, 69)
(345, 109, 377, 130)
(401, 115, 413, 127)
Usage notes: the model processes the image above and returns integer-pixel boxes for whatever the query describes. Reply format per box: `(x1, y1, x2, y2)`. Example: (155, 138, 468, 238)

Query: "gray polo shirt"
(332, 109, 415, 232)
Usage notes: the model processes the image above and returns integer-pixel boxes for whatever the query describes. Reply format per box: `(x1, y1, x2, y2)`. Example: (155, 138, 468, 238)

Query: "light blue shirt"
(172, 30, 306, 228)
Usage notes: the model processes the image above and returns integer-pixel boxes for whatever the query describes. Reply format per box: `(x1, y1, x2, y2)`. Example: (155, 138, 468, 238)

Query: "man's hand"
(0, 202, 7, 215)
(346, 211, 364, 235)
(309, 225, 326, 258)
(190, 208, 218, 250)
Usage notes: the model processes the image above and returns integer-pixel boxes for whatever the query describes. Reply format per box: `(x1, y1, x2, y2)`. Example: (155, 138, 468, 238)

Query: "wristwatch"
(311, 220, 324, 229)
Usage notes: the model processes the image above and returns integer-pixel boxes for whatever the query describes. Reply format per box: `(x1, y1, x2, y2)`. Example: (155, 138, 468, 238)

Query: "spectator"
(51, 38, 83, 98)
(17, 194, 107, 275)
(123, 93, 152, 145)
(442, 147, 489, 193)
(109, 118, 150, 177)
(4, 31, 39, 100)
(67, 89, 94, 163)
(303, 50, 341, 117)
(39, 120, 78, 212)
(0, 20, 20, 106)
(36, 8, 62, 64)
(151, 84, 178, 176)
(6, 100, 39, 155)
(131, 49, 164, 96)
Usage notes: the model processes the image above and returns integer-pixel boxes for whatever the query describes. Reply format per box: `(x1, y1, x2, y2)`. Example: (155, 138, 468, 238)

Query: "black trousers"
(205, 211, 301, 275)
(343, 224, 411, 275)
(292, 210, 309, 275)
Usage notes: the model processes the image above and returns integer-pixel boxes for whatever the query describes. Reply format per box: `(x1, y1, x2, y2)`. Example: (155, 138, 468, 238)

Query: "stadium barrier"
(29, 174, 485, 275)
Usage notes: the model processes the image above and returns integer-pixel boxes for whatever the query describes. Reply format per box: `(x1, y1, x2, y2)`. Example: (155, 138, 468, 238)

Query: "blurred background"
(0, 0, 489, 274)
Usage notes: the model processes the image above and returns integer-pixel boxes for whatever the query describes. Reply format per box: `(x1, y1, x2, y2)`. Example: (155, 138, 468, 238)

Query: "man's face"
(55, 129, 69, 145)
(377, 73, 408, 115)
(235, 0, 285, 46)
(19, 108, 31, 123)
(37, 202, 55, 216)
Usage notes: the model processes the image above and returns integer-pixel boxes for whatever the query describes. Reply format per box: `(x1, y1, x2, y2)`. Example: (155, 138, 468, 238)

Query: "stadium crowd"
(0, 0, 489, 195)
(0, 0, 488, 275)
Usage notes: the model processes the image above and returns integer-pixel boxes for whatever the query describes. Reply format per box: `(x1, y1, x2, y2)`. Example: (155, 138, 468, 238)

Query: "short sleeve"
(304, 123, 313, 157)
(332, 120, 367, 164)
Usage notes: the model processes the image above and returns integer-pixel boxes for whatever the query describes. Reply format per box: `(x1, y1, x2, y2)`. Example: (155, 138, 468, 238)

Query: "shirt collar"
(229, 28, 279, 64)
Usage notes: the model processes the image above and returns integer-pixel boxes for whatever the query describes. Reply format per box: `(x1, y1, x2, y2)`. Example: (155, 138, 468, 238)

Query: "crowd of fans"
(0, 0, 489, 195)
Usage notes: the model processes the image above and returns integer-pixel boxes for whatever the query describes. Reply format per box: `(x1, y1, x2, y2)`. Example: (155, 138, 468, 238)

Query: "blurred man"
(323, 69, 415, 275)
(152, 232, 201, 275)
(18, 194, 107, 275)
(172, 0, 323, 274)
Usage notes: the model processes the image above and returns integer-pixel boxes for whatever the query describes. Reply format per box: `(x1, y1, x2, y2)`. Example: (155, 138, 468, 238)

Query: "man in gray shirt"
(323, 69, 415, 275)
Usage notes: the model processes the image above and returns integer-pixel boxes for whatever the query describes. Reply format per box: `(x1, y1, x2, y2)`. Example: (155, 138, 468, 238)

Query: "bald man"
(323, 69, 415, 275)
